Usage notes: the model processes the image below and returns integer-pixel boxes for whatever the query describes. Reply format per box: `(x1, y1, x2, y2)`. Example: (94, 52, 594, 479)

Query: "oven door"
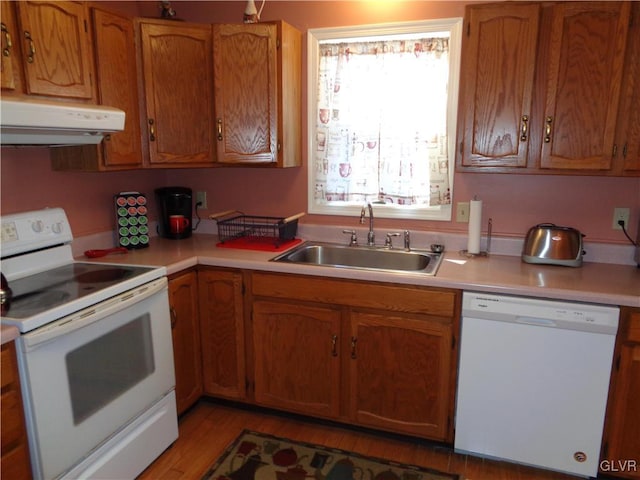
(16, 277, 175, 480)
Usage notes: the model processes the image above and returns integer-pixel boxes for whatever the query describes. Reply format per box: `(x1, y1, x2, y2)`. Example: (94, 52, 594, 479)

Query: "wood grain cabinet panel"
(1, 342, 32, 480)
(1, 1, 23, 92)
(457, 1, 634, 176)
(458, 2, 540, 168)
(198, 268, 246, 400)
(613, 2, 640, 175)
(213, 21, 301, 167)
(51, 7, 143, 171)
(349, 311, 453, 440)
(540, 2, 630, 171)
(252, 300, 342, 418)
(249, 272, 459, 442)
(14, 0, 94, 99)
(137, 19, 215, 167)
(168, 270, 203, 415)
(601, 307, 640, 479)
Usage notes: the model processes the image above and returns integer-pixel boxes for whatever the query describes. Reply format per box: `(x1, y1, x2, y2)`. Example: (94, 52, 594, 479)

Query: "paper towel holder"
(460, 218, 492, 258)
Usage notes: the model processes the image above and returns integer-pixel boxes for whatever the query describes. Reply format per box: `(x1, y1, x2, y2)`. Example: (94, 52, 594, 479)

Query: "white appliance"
(455, 291, 619, 478)
(1, 208, 178, 480)
(0, 97, 125, 145)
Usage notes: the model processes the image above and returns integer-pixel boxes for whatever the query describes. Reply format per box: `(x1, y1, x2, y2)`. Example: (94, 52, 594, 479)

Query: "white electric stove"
(1, 208, 177, 480)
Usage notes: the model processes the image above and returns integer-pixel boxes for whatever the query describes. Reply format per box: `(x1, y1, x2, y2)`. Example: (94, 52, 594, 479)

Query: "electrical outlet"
(456, 202, 470, 223)
(196, 191, 207, 209)
(612, 207, 630, 230)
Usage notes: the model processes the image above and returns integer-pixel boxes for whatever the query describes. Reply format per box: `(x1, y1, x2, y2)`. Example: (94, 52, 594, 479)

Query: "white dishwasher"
(454, 291, 619, 477)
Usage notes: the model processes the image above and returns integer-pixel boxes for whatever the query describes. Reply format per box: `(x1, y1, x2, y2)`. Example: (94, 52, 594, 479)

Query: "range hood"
(0, 97, 125, 146)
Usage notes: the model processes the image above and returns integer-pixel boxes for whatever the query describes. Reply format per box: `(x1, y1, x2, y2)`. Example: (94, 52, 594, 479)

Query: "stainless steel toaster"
(522, 223, 585, 267)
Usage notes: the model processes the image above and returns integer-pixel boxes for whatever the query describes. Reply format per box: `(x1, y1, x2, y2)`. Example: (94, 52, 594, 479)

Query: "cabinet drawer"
(251, 272, 458, 318)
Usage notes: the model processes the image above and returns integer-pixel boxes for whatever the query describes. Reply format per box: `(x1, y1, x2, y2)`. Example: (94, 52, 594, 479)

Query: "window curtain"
(314, 37, 451, 206)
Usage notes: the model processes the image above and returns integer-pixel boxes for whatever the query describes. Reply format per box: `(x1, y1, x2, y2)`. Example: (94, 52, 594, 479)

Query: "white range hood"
(0, 97, 125, 146)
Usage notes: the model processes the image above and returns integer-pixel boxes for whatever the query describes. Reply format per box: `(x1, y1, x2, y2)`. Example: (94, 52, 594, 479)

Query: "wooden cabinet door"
(458, 3, 540, 168)
(139, 20, 214, 166)
(614, 2, 640, 175)
(1, 1, 23, 92)
(51, 8, 143, 171)
(540, 2, 631, 170)
(198, 268, 246, 400)
(91, 8, 142, 169)
(348, 311, 453, 441)
(602, 308, 640, 479)
(168, 270, 203, 415)
(15, 1, 94, 99)
(252, 300, 341, 418)
(213, 23, 278, 165)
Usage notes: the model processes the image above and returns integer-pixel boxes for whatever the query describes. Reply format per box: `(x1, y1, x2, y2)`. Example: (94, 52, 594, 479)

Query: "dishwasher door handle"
(515, 316, 557, 327)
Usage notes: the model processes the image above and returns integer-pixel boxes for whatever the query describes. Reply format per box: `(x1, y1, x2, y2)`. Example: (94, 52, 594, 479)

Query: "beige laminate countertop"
(79, 234, 640, 308)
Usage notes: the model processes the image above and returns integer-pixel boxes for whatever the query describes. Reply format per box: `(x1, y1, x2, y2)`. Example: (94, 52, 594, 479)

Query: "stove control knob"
(31, 220, 44, 233)
(52, 222, 63, 234)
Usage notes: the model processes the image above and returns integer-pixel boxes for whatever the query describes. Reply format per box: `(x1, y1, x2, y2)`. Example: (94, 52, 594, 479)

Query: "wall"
(1, 1, 638, 243)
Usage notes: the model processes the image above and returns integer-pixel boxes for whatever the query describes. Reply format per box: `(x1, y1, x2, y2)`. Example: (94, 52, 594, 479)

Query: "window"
(308, 19, 462, 220)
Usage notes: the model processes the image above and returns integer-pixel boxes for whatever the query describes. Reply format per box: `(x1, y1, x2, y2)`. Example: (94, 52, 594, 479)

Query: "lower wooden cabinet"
(198, 268, 246, 400)
(249, 272, 460, 442)
(1, 341, 32, 480)
(252, 300, 342, 418)
(168, 270, 203, 415)
(348, 311, 454, 440)
(601, 307, 640, 479)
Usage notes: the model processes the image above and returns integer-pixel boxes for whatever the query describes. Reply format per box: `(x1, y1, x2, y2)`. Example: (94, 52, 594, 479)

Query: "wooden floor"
(138, 400, 585, 480)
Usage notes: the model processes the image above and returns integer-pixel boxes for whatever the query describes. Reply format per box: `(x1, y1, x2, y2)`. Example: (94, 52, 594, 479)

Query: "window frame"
(307, 18, 463, 221)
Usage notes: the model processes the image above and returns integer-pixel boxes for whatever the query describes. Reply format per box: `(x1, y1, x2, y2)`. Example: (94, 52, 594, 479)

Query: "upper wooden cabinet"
(457, 1, 634, 176)
(51, 7, 143, 171)
(458, 3, 540, 169)
(539, 2, 630, 171)
(213, 21, 301, 167)
(613, 2, 640, 175)
(137, 19, 215, 167)
(13, 0, 94, 99)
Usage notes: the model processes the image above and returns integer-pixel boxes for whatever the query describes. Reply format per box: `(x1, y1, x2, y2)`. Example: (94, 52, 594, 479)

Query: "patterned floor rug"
(201, 429, 460, 480)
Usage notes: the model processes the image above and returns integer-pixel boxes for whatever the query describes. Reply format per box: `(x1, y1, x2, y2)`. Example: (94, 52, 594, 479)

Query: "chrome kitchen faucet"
(360, 203, 375, 246)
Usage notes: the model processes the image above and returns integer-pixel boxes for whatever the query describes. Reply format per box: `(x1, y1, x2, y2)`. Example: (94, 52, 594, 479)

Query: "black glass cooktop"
(5, 262, 155, 319)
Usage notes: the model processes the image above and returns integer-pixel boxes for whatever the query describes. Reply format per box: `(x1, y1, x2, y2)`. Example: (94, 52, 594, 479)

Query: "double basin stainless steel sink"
(271, 241, 443, 276)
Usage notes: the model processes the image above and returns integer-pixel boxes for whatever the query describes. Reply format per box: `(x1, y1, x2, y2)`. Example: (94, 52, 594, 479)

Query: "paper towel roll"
(467, 199, 482, 254)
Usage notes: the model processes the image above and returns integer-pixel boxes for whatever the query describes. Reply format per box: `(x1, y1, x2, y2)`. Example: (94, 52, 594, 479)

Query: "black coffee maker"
(155, 187, 193, 239)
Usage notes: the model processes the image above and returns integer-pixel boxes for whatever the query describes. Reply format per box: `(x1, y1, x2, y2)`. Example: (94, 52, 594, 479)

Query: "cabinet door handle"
(170, 307, 177, 328)
(148, 118, 156, 142)
(520, 115, 529, 142)
(217, 118, 223, 141)
(24, 30, 35, 63)
(350, 336, 357, 359)
(1, 22, 12, 57)
(331, 334, 338, 357)
(544, 116, 553, 143)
